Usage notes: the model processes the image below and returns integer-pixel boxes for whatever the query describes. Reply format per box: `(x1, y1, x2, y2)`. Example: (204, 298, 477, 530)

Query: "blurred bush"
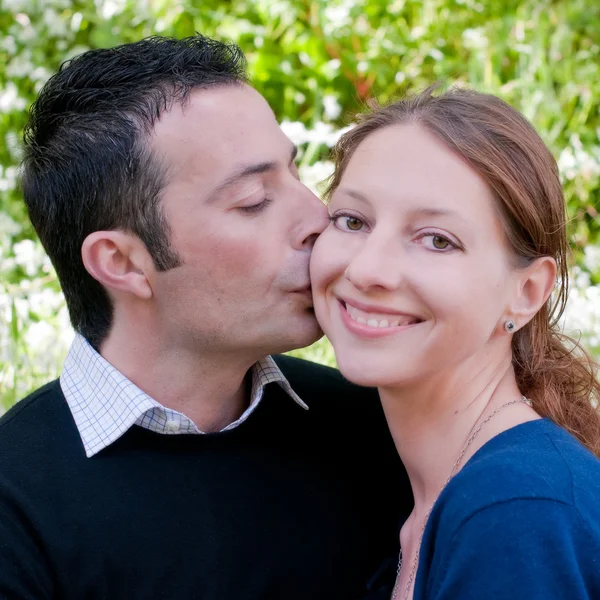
(1, 0, 599, 408)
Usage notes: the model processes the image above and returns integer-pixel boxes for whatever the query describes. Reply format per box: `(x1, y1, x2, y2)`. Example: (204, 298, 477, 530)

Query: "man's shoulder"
(1, 380, 62, 427)
(273, 354, 379, 404)
(271, 355, 392, 447)
(0, 380, 73, 455)
(273, 355, 409, 506)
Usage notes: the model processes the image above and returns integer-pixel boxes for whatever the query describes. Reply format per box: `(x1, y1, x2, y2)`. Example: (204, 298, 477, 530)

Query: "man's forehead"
(152, 84, 276, 140)
(150, 84, 290, 193)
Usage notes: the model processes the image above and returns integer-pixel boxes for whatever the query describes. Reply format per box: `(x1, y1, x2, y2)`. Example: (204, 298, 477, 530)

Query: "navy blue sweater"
(0, 356, 411, 600)
(415, 418, 600, 599)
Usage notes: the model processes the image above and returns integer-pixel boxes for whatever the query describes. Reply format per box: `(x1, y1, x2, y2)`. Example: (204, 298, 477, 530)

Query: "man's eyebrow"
(207, 144, 298, 202)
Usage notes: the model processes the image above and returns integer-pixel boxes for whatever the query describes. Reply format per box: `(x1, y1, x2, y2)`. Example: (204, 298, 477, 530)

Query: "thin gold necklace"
(391, 395, 532, 600)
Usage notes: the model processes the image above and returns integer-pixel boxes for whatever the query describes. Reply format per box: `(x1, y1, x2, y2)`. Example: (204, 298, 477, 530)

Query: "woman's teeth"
(345, 303, 419, 329)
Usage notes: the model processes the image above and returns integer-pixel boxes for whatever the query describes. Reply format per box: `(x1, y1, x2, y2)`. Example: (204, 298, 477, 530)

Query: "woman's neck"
(379, 357, 538, 512)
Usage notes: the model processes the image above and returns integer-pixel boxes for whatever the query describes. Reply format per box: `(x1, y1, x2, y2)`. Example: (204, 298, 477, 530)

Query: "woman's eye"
(432, 235, 450, 250)
(331, 214, 365, 232)
(420, 233, 456, 251)
(345, 217, 363, 231)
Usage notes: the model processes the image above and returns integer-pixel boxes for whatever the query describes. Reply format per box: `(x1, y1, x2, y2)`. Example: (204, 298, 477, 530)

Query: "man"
(0, 35, 410, 599)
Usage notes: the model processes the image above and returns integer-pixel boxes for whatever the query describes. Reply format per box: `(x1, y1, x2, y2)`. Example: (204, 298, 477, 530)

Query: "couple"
(2, 33, 600, 600)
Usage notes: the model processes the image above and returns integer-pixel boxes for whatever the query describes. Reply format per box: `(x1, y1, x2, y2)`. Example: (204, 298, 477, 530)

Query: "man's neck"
(100, 328, 258, 432)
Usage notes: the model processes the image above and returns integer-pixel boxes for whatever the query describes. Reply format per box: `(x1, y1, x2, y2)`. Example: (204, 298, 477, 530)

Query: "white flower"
(24, 320, 58, 352)
(429, 48, 444, 61)
(280, 120, 352, 147)
(0, 212, 21, 237)
(298, 52, 313, 67)
(1, 0, 29, 11)
(562, 274, 600, 356)
(410, 26, 425, 40)
(558, 134, 600, 182)
(0, 166, 19, 192)
(5, 49, 35, 79)
(280, 120, 310, 145)
(0, 82, 26, 112)
(326, 59, 341, 72)
(27, 288, 65, 317)
(324, 0, 353, 29)
(298, 161, 334, 196)
(583, 246, 600, 274)
(323, 95, 342, 120)
(0, 35, 17, 54)
(307, 122, 342, 146)
(462, 28, 488, 50)
(43, 7, 69, 37)
(71, 11, 83, 31)
(95, 0, 127, 20)
(13, 240, 45, 277)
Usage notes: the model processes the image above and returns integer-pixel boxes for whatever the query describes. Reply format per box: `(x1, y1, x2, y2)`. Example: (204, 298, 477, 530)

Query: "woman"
(310, 87, 600, 600)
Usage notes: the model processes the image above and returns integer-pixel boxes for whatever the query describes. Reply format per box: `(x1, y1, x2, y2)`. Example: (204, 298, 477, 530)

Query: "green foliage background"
(1, 0, 599, 407)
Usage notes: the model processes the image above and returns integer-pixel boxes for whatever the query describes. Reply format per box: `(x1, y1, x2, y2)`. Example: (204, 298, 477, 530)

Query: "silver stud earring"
(504, 320, 516, 333)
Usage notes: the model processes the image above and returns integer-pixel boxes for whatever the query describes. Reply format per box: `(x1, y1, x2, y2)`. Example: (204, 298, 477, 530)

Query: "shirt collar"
(60, 334, 307, 458)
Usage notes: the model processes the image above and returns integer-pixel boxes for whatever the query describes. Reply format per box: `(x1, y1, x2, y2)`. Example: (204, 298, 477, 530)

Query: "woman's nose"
(344, 236, 405, 292)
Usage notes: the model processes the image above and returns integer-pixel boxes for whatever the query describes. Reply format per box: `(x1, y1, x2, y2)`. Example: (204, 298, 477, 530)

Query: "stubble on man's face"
(146, 84, 329, 360)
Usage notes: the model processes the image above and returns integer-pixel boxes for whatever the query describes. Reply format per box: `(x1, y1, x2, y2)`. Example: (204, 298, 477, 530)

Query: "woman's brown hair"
(326, 86, 600, 456)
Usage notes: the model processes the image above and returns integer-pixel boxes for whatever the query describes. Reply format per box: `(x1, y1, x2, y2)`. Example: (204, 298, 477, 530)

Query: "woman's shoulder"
(415, 419, 600, 600)
(414, 419, 600, 599)
(433, 418, 600, 535)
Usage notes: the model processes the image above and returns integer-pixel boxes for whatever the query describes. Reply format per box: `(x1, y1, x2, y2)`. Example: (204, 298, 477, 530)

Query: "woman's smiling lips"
(336, 297, 423, 338)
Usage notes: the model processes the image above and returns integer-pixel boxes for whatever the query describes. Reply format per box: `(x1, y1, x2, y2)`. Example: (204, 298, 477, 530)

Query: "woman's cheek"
(311, 236, 347, 290)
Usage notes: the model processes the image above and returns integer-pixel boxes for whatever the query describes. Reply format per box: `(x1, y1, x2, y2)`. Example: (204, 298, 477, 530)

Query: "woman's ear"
(507, 256, 557, 328)
(81, 231, 153, 300)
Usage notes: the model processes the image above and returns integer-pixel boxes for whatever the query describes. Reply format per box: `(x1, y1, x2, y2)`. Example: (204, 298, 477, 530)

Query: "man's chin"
(271, 316, 324, 355)
(287, 329, 324, 353)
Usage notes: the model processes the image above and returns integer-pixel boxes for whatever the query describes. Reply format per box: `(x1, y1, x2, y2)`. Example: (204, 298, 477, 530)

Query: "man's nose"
(294, 189, 330, 251)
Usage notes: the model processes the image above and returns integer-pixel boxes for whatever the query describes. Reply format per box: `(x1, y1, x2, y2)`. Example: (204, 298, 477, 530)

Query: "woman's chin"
(334, 354, 405, 389)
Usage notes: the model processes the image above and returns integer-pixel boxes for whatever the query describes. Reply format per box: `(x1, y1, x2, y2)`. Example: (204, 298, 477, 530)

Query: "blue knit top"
(413, 418, 600, 599)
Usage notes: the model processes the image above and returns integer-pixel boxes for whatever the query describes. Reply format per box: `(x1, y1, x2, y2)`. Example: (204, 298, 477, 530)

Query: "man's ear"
(81, 231, 153, 300)
(507, 256, 557, 328)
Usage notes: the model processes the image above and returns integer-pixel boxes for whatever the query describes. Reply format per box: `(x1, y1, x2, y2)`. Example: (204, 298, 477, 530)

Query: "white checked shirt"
(60, 334, 308, 458)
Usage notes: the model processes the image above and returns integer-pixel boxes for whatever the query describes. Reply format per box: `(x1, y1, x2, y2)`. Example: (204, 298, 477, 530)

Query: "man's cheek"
(212, 238, 266, 278)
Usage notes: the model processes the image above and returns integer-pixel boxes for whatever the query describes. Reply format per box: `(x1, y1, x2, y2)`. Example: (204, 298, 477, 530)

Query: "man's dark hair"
(21, 35, 248, 349)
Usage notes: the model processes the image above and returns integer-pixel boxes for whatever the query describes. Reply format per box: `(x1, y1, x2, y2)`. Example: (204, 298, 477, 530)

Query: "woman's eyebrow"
(408, 207, 471, 225)
(337, 188, 372, 205)
(337, 190, 470, 226)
